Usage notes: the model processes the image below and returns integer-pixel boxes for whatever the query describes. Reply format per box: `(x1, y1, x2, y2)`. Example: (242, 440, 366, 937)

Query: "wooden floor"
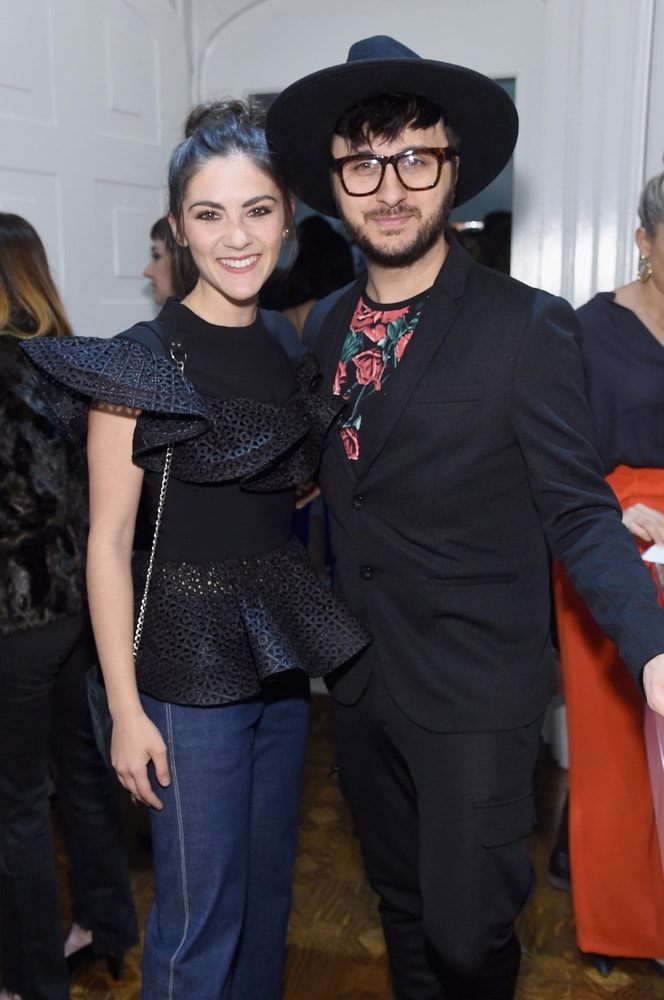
(54, 694, 664, 999)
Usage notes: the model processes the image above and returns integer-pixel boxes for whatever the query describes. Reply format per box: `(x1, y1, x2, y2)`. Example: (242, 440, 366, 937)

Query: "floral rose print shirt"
(333, 293, 427, 460)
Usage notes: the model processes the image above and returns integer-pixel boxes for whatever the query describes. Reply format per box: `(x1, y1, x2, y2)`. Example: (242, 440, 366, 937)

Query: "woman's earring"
(283, 228, 290, 239)
(637, 254, 653, 282)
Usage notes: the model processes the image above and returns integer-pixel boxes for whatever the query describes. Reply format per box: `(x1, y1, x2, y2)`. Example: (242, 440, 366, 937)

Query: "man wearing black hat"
(267, 36, 664, 999)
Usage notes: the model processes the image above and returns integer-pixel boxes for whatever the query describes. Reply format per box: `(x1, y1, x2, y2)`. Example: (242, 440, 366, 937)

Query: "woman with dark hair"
(0, 213, 138, 1000)
(23, 100, 368, 1000)
(143, 215, 198, 305)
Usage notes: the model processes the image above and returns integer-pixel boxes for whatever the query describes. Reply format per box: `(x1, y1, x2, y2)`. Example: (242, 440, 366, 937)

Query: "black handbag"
(86, 340, 185, 770)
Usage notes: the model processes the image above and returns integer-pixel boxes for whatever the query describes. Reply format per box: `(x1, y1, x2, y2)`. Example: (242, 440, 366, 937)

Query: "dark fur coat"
(0, 333, 88, 634)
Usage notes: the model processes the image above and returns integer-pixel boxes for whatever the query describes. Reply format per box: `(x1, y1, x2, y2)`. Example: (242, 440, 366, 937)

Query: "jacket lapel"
(314, 279, 364, 484)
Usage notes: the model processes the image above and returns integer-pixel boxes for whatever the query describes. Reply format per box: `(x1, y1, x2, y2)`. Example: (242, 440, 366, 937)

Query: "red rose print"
(333, 360, 347, 395)
(350, 301, 411, 343)
(364, 324, 386, 343)
(350, 300, 381, 334)
(382, 307, 410, 324)
(336, 297, 425, 466)
(354, 349, 386, 390)
(351, 304, 386, 343)
(341, 426, 360, 460)
(394, 329, 414, 362)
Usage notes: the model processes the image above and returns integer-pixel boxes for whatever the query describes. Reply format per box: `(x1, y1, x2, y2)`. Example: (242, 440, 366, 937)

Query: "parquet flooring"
(52, 694, 664, 999)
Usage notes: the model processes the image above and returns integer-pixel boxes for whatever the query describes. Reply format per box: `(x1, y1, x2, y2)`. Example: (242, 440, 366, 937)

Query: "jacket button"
(352, 495, 364, 510)
(360, 565, 373, 580)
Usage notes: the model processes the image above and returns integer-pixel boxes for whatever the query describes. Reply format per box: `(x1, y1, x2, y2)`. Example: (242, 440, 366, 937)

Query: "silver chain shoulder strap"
(133, 340, 186, 657)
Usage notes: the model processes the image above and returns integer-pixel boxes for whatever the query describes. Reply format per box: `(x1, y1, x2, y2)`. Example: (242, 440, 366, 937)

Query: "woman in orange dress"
(553, 170, 664, 975)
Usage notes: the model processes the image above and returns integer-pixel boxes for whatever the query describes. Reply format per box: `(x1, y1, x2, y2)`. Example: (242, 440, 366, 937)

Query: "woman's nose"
(223, 220, 252, 248)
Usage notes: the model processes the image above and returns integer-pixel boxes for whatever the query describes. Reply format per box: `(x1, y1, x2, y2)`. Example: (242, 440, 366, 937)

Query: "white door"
(0, 0, 190, 337)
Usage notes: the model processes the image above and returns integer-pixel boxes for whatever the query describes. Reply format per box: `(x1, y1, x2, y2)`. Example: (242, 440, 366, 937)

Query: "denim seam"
(165, 702, 190, 1000)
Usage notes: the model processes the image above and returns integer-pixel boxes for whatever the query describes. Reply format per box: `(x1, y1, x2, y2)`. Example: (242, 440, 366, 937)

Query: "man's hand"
(643, 654, 664, 716)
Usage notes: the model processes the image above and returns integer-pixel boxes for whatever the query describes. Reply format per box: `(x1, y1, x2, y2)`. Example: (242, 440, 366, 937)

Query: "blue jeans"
(140, 672, 310, 1000)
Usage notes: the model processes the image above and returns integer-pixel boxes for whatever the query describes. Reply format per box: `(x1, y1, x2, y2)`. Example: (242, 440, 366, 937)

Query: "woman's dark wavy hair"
(168, 98, 293, 285)
(0, 213, 72, 338)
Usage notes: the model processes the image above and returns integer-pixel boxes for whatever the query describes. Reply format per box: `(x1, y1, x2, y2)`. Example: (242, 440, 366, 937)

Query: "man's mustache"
(364, 206, 420, 221)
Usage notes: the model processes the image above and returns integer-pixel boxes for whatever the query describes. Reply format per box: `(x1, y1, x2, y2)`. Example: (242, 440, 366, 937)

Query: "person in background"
(0, 213, 138, 1000)
(143, 215, 197, 306)
(481, 209, 511, 274)
(551, 170, 664, 976)
(450, 222, 484, 262)
(271, 214, 356, 336)
(23, 99, 368, 1000)
(267, 36, 664, 1000)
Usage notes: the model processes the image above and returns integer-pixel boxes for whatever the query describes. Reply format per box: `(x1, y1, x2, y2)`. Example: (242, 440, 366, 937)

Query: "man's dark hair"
(333, 93, 460, 153)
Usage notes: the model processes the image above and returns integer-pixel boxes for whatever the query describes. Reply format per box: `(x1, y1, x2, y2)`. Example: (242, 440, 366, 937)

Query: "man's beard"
(337, 185, 455, 268)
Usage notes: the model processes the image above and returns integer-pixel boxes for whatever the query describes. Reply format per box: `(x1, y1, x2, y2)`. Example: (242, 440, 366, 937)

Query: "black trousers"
(332, 668, 542, 1000)
(0, 615, 138, 1000)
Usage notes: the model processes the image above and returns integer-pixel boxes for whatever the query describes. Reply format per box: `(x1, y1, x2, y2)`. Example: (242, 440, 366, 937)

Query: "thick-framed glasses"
(331, 146, 458, 197)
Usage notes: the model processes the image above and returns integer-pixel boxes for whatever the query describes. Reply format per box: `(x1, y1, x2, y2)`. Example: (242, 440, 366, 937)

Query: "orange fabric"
(553, 465, 664, 957)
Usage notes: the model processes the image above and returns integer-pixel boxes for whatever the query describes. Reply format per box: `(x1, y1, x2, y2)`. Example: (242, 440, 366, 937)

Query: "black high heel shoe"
(66, 944, 124, 982)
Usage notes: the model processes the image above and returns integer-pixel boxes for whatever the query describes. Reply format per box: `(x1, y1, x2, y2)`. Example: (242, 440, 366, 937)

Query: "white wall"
(529, 0, 655, 304)
(191, 0, 662, 306)
(1, 0, 662, 332)
(194, 0, 549, 294)
(645, 0, 664, 178)
(0, 0, 190, 338)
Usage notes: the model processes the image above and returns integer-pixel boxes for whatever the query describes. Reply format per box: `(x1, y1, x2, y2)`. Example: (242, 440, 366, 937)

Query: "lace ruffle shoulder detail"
(20, 335, 208, 444)
(21, 335, 344, 488)
(136, 352, 344, 489)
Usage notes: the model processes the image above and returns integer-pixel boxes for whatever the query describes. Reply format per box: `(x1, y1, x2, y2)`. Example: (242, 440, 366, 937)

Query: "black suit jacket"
(305, 239, 664, 732)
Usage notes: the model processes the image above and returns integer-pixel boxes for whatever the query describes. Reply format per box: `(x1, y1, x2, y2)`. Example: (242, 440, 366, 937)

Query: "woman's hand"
(643, 654, 664, 717)
(622, 503, 664, 544)
(295, 478, 321, 509)
(111, 709, 170, 810)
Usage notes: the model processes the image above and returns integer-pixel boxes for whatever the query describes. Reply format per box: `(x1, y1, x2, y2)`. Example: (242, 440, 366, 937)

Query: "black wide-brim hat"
(266, 35, 518, 218)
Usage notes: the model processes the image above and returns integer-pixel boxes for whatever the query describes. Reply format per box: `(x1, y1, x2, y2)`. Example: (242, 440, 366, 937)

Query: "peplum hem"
(132, 537, 370, 705)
